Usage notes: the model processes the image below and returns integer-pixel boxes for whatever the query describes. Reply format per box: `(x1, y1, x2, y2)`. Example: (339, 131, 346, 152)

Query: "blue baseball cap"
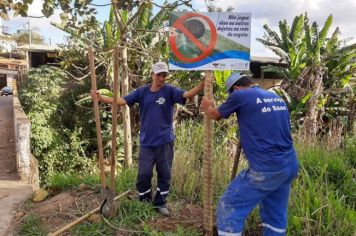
(226, 73, 246, 93)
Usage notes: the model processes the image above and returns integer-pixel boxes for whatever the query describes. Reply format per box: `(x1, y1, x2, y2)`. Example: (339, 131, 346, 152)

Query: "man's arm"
(183, 80, 204, 99)
(91, 91, 127, 106)
(200, 97, 222, 121)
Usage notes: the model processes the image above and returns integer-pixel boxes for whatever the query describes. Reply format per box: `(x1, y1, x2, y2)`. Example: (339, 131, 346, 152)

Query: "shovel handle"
(230, 141, 242, 181)
(89, 47, 106, 190)
(110, 46, 120, 191)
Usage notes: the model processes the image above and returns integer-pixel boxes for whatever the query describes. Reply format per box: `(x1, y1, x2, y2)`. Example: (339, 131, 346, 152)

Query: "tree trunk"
(120, 46, 132, 168)
(325, 117, 344, 150)
(347, 96, 356, 134)
(299, 66, 324, 143)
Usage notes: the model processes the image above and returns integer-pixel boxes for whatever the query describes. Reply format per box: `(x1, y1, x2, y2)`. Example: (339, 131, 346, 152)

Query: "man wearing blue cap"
(201, 73, 299, 236)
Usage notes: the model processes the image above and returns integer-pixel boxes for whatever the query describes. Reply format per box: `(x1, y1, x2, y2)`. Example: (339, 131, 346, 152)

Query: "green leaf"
(301, 92, 313, 104)
(289, 14, 304, 44)
(317, 15, 333, 52)
(121, 9, 129, 24)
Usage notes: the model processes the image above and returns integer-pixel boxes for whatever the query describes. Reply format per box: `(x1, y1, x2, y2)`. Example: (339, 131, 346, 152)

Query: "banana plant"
(258, 13, 355, 139)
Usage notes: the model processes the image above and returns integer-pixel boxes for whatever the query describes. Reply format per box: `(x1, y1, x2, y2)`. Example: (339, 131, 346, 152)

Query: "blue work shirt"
(218, 86, 297, 172)
(124, 84, 186, 147)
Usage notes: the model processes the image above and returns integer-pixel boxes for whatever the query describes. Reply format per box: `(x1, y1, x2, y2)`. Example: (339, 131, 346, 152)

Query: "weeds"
(16, 121, 356, 235)
(17, 215, 48, 236)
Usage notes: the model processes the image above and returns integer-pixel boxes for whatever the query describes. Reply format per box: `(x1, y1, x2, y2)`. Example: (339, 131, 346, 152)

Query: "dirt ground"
(13, 189, 209, 235)
(13, 189, 101, 234)
(149, 204, 205, 234)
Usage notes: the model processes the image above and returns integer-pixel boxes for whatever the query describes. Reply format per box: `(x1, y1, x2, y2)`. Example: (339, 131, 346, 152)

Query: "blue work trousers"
(136, 142, 174, 207)
(217, 158, 299, 236)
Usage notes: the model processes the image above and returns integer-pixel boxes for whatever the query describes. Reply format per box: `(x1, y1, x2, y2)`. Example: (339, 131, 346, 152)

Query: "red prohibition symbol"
(169, 13, 218, 63)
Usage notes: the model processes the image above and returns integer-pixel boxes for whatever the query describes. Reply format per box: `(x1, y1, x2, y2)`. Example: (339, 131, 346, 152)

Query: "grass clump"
(17, 215, 48, 236)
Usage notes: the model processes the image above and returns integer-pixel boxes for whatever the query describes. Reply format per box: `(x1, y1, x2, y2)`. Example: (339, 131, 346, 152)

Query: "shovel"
(230, 140, 242, 181)
(89, 46, 117, 217)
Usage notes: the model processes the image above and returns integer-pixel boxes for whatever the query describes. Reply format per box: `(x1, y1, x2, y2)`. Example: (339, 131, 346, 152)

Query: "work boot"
(157, 206, 170, 217)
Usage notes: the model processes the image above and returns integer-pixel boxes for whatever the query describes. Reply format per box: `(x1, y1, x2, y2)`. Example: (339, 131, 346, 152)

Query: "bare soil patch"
(14, 188, 102, 234)
(149, 204, 205, 233)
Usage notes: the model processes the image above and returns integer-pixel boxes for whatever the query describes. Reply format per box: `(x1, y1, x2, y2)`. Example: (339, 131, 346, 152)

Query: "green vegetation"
(19, 66, 98, 183)
(257, 14, 355, 138)
(8, 0, 355, 234)
(17, 121, 355, 235)
(17, 215, 48, 236)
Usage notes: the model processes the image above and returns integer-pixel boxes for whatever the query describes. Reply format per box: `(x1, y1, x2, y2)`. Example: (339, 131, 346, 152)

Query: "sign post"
(203, 71, 213, 235)
(169, 12, 251, 235)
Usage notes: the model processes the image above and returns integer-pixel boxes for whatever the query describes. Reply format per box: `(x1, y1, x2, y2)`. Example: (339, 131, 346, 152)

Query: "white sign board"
(169, 12, 251, 71)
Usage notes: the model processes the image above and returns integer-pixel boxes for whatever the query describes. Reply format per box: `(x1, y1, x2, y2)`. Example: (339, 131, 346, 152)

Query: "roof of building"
(0, 57, 27, 66)
(0, 34, 15, 41)
(16, 44, 61, 52)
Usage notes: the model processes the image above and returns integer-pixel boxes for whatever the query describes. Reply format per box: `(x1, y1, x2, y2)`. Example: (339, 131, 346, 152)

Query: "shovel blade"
(100, 187, 117, 218)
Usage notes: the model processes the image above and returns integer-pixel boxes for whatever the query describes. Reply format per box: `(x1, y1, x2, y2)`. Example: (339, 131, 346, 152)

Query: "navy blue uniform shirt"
(124, 84, 186, 147)
(218, 86, 297, 171)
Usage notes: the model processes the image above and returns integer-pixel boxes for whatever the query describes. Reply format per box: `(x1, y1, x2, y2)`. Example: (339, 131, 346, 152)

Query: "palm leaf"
(146, 1, 170, 30)
(289, 14, 304, 44)
(137, 2, 152, 29)
(317, 15, 333, 52)
(261, 65, 289, 79)
(256, 38, 279, 48)
(278, 20, 290, 51)
(262, 24, 282, 47)
(326, 27, 340, 53)
(265, 45, 290, 63)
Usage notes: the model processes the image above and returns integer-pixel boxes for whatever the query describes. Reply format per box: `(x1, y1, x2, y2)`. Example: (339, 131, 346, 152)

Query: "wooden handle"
(230, 141, 242, 181)
(88, 47, 106, 190)
(110, 46, 120, 191)
(48, 190, 130, 236)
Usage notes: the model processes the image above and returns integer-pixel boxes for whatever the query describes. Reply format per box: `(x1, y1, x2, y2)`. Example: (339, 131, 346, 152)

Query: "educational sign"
(169, 12, 251, 71)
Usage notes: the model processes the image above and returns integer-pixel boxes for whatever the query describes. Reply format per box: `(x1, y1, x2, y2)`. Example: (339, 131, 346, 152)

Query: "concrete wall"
(13, 96, 39, 190)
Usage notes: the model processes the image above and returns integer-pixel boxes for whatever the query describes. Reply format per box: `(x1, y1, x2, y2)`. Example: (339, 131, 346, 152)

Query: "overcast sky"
(2, 0, 355, 56)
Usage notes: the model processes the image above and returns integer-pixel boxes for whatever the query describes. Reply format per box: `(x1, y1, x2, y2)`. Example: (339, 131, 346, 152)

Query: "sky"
(2, 0, 355, 56)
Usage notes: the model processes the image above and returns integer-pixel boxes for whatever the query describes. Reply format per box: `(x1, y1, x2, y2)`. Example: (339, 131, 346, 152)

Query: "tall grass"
(288, 141, 356, 235)
(23, 120, 355, 235)
(171, 120, 248, 205)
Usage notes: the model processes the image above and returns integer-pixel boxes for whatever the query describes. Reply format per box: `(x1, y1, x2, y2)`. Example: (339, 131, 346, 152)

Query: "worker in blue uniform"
(92, 62, 204, 216)
(201, 73, 299, 236)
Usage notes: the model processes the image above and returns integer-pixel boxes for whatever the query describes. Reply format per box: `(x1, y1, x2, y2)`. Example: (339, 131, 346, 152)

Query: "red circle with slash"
(169, 13, 217, 63)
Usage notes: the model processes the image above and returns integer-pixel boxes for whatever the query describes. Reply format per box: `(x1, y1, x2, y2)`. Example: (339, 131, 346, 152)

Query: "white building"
(0, 18, 17, 53)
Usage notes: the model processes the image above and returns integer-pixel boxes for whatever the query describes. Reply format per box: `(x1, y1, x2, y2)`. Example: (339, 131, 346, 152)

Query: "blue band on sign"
(170, 50, 250, 68)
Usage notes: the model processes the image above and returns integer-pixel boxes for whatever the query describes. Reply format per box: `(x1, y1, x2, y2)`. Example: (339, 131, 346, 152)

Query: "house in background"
(250, 56, 289, 88)
(0, 18, 17, 53)
(0, 34, 17, 53)
(16, 44, 61, 69)
(0, 58, 27, 90)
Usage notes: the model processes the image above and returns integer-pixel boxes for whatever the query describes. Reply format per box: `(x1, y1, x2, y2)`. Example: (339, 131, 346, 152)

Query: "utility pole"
(27, 20, 31, 45)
